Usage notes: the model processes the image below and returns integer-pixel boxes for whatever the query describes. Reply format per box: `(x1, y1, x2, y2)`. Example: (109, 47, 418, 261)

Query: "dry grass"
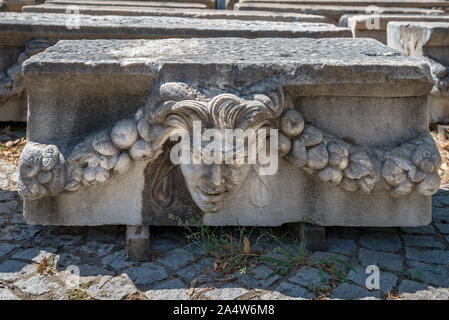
(431, 130, 449, 185)
(0, 137, 25, 166)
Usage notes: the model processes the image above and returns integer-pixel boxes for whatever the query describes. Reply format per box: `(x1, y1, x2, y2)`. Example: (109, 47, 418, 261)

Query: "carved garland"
(18, 82, 441, 201)
(0, 38, 54, 103)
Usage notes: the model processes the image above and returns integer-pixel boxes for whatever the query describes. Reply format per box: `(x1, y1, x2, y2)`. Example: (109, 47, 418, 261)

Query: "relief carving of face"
(179, 148, 251, 213)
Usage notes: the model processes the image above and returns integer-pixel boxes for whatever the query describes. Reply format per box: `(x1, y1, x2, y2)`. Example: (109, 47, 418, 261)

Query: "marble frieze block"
(19, 38, 440, 227)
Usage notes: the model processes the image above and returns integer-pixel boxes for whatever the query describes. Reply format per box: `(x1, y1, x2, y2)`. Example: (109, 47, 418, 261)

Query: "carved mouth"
(196, 187, 227, 203)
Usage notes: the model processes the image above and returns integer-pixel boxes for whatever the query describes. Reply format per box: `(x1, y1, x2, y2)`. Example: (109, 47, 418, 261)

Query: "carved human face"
(180, 160, 251, 213)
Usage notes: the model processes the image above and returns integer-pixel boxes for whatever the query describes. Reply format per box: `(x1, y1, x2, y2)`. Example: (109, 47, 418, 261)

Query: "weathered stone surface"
(398, 279, 428, 295)
(288, 266, 330, 288)
(407, 260, 449, 287)
(235, 2, 444, 24)
(45, 0, 213, 9)
(387, 22, 449, 123)
(346, 266, 397, 294)
(0, 243, 19, 258)
(238, 0, 449, 8)
(345, 14, 449, 44)
(330, 283, 381, 300)
(359, 248, 403, 271)
(432, 207, 449, 223)
(125, 263, 169, 286)
(359, 232, 402, 252)
(14, 275, 50, 296)
(87, 274, 138, 300)
(0, 287, 19, 300)
(326, 238, 357, 254)
(23, 4, 334, 23)
(401, 225, 436, 234)
(0, 190, 15, 201)
(0, 260, 35, 282)
(11, 247, 57, 263)
(0, 12, 349, 44)
(78, 242, 116, 257)
(435, 223, 449, 234)
(399, 285, 449, 300)
(402, 235, 445, 249)
(309, 251, 350, 272)
(0, 225, 42, 241)
(238, 266, 279, 289)
(274, 282, 313, 299)
(126, 225, 150, 262)
(56, 253, 81, 269)
(157, 249, 194, 271)
(21, 37, 436, 228)
(202, 284, 249, 300)
(102, 250, 134, 270)
(405, 247, 449, 265)
(145, 279, 189, 300)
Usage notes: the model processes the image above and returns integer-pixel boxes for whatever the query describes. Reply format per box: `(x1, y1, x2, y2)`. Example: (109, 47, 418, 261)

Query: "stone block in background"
(22, 4, 333, 23)
(341, 14, 449, 44)
(0, 11, 349, 122)
(44, 0, 211, 9)
(18, 38, 439, 228)
(234, 2, 445, 25)
(388, 22, 449, 124)
(3, 0, 36, 12)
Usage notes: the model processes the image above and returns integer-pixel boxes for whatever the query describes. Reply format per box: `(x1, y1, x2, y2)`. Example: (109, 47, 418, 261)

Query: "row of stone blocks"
(3, 11, 449, 124)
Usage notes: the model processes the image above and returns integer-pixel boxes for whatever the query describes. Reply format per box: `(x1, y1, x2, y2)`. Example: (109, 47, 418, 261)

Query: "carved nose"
(205, 164, 224, 186)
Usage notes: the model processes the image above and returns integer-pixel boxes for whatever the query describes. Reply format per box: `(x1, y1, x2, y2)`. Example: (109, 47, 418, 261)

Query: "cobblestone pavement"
(0, 186, 448, 300)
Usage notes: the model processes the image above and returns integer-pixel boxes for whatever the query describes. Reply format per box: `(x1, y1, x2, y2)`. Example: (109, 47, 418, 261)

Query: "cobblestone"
(0, 185, 448, 299)
(359, 248, 403, 272)
(359, 232, 402, 252)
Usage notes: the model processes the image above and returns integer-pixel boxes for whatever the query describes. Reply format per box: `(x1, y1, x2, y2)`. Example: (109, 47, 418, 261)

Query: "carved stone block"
(388, 22, 449, 124)
(19, 38, 440, 227)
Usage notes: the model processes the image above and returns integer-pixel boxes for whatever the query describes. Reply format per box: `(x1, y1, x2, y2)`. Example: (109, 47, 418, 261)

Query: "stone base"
(126, 225, 150, 262)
